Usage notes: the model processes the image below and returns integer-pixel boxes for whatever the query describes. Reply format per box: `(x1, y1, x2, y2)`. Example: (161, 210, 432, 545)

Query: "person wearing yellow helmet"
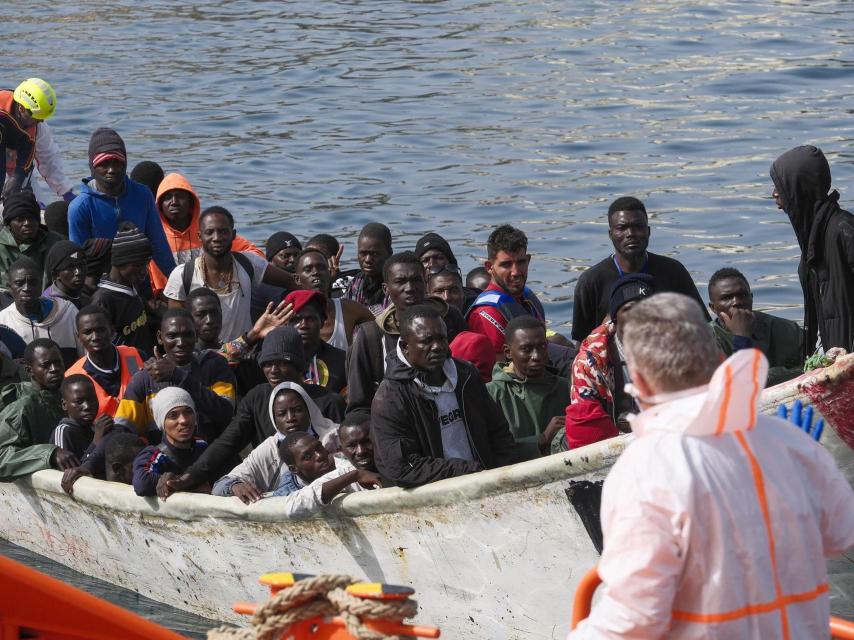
(1, 79, 75, 203)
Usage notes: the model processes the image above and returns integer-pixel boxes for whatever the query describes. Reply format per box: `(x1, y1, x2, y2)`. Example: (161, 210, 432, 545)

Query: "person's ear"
(708, 300, 715, 313)
(632, 368, 655, 407)
(60, 397, 68, 412)
(382, 281, 389, 296)
(110, 462, 124, 477)
(287, 463, 298, 475)
(399, 335, 409, 357)
(502, 342, 512, 363)
(484, 259, 493, 274)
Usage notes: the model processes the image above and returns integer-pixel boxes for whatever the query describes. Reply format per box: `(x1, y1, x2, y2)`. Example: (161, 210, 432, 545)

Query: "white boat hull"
(2, 355, 854, 637)
(0, 437, 625, 639)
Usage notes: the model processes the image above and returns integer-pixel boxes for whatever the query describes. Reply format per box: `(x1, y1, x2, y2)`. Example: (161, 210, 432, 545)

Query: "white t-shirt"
(163, 252, 268, 343)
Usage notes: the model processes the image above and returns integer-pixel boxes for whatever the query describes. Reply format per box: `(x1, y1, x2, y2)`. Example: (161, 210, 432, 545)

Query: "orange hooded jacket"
(149, 173, 263, 293)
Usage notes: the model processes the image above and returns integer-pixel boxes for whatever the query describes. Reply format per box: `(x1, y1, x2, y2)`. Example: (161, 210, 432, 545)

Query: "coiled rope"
(207, 574, 417, 640)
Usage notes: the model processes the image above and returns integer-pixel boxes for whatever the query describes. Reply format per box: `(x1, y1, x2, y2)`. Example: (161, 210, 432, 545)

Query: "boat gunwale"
(10, 436, 628, 523)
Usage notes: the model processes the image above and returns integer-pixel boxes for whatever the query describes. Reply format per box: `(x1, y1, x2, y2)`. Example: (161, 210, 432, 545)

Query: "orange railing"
(0, 554, 187, 640)
(571, 566, 854, 639)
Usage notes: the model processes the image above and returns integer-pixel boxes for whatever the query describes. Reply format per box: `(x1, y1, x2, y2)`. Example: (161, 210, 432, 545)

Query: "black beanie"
(415, 232, 457, 265)
(608, 273, 656, 321)
(259, 326, 306, 371)
(88, 127, 127, 169)
(266, 231, 302, 261)
(111, 225, 152, 266)
(130, 161, 164, 196)
(46, 240, 86, 276)
(44, 201, 69, 237)
(2, 190, 39, 223)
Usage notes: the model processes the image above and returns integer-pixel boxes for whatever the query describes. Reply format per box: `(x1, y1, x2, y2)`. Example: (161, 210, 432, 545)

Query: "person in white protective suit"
(569, 292, 854, 640)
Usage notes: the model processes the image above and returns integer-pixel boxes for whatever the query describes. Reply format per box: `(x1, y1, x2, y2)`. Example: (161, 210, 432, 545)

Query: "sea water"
(2, 0, 854, 632)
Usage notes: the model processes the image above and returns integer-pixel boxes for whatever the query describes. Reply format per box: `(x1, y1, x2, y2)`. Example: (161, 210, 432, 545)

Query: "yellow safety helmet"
(13, 78, 56, 121)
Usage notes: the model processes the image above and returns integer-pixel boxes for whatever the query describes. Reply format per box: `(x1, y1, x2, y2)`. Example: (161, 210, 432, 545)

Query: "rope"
(207, 574, 417, 640)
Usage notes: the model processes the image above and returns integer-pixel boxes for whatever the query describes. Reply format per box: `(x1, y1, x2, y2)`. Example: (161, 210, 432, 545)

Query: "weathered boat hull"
(1, 355, 853, 637)
(0, 438, 624, 639)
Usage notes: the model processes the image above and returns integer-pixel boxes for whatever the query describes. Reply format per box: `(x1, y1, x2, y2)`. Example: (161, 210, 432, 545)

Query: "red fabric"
(284, 289, 326, 315)
(450, 331, 496, 382)
(92, 152, 126, 167)
(564, 398, 619, 449)
(466, 304, 507, 355)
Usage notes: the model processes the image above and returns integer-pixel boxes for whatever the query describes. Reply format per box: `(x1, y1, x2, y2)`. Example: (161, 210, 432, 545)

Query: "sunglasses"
(427, 264, 462, 278)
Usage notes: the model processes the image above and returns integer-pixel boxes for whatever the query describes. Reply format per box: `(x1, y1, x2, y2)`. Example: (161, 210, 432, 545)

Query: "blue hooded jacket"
(68, 176, 176, 278)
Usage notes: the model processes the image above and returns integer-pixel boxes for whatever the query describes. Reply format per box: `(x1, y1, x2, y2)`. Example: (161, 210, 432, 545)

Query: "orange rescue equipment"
(0, 554, 187, 640)
(65, 345, 143, 417)
(570, 565, 854, 639)
(223, 571, 441, 639)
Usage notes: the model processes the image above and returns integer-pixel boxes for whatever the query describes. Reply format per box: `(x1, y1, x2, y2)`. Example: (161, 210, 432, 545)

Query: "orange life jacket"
(65, 346, 144, 418)
(0, 90, 37, 175)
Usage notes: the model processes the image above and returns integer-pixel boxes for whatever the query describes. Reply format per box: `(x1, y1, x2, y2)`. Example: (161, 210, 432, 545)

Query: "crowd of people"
(1, 77, 853, 520)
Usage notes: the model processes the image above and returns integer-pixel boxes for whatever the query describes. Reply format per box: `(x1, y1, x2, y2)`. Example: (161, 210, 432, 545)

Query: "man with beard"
(149, 172, 262, 293)
(343, 223, 393, 316)
(571, 196, 707, 342)
(294, 248, 373, 350)
(771, 145, 854, 354)
(163, 206, 297, 342)
(0, 339, 75, 480)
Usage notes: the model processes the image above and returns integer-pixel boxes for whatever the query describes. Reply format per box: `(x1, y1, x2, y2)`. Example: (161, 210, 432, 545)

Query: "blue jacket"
(68, 176, 176, 278)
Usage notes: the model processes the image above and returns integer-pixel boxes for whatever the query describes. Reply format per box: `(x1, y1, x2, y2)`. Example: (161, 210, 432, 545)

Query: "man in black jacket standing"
(371, 304, 526, 488)
(571, 196, 708, 342)
(771, 145, 854, 355)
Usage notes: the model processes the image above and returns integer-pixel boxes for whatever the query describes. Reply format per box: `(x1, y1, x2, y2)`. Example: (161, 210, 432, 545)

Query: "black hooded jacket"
(771, 145, 854, 354)
(371, 353, 528, 488)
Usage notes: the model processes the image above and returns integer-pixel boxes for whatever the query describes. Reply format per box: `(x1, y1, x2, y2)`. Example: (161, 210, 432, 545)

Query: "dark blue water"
(3, 0, 854, 631)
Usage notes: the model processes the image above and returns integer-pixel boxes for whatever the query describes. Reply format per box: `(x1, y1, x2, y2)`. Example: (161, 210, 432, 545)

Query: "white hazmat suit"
(570, 349, 854, 639)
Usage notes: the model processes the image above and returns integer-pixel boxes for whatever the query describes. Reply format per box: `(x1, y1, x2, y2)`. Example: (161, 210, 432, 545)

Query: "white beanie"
(151, 387, 196, 430)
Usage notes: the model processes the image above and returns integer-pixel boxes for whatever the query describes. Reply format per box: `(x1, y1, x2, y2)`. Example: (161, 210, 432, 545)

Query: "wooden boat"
(1, 355, 853, 639)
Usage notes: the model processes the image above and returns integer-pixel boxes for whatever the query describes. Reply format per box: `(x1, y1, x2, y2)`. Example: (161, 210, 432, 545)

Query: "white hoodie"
(570, 349, 854, 639)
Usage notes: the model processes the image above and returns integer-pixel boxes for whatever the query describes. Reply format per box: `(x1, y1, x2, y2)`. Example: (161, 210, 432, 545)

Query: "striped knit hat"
(88, 127, 127, 169)
(111, 224, 152, 266)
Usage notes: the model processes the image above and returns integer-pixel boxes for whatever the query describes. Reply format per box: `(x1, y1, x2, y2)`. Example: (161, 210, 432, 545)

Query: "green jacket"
(486, 363, 570, 453)
(0, 354, 28, 411)
(711, 310, 804, 387)
(0, 381, 64, 481)
(0, 224, 64, 290)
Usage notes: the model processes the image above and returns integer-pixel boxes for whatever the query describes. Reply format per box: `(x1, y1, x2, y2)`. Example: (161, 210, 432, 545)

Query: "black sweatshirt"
(571, 252, 709, 342)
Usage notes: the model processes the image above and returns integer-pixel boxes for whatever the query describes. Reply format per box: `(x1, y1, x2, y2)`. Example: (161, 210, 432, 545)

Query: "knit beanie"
(83, 237, 112, 279)
(130, 161, 164, 196)
(45, 240, 85, 276)
(608, 273, 656, 321)
(259, 326, 306, 370)
(88, 127, 127, 169)
(266, 232, 302, 261)
(151, 387, 196, 431)
(415, 232, 457, 265)
(2, 190, 39, 223)
(283, 289, 327, 321)
(111, 224, 152, 266)
(43, 200, 69, 237)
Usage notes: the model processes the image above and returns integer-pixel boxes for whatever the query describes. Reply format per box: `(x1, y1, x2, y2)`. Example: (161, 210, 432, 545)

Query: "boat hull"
(2, 355, 853, 637)
(0, 438, 624, 639)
